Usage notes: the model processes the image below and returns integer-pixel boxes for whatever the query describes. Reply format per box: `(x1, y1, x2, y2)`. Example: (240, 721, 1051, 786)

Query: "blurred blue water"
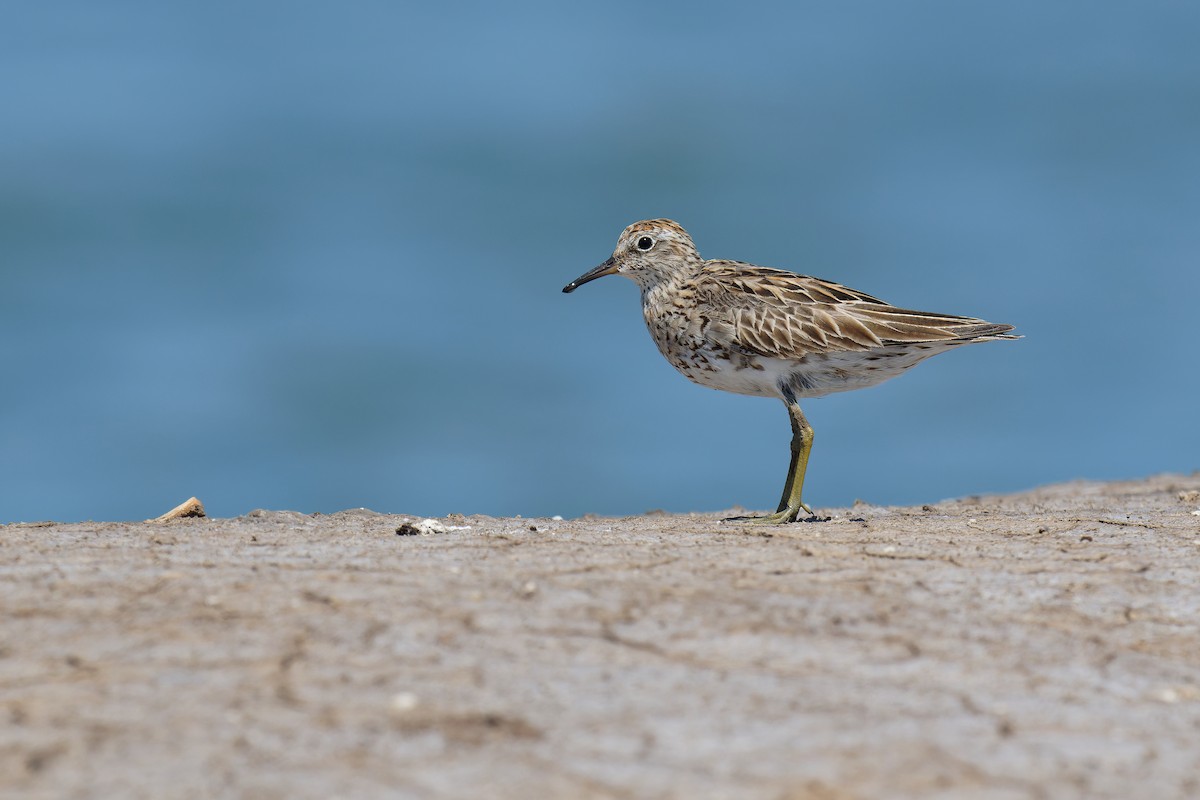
(3, 2, 1198, 521)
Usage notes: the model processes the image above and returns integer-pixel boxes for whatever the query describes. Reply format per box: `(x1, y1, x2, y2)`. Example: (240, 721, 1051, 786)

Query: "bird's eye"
(636, 236, 655, 251)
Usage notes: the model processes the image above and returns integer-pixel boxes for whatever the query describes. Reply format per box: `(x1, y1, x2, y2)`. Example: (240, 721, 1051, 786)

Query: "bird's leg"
(775, 427, 803, 513)
(725, 400, 817, 525)
(776, 401, 815, 519)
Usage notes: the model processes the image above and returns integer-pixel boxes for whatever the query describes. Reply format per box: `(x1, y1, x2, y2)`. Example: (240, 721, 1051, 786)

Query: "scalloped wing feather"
(698, 262, 1016, 360)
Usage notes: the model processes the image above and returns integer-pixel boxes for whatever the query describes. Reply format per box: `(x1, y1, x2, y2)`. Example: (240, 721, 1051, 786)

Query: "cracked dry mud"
(3, 474, 1200, 799)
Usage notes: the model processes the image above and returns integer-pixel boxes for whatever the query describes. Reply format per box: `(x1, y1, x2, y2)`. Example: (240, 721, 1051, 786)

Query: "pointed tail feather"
(948, 322, 1020, 341)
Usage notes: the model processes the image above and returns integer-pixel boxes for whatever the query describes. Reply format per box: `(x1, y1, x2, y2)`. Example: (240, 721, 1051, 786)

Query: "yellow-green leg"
(726, 401, 816, 524)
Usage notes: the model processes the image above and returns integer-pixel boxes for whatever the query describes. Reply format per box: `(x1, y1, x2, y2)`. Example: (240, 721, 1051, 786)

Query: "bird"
(562, 218, 1019, 524)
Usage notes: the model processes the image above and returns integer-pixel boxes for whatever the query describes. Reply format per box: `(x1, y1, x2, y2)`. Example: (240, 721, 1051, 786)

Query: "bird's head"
(563, 219, 702, 294)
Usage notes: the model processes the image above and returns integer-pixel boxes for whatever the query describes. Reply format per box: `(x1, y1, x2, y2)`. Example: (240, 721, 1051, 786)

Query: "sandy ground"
(2, 475, 1200, 800)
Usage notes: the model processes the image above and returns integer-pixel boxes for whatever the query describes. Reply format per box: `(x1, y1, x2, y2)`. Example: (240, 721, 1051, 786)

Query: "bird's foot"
(723, 502, 823, 525)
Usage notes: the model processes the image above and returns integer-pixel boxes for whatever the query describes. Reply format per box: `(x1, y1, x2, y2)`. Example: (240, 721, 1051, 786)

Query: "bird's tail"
(948, 322, 1021, 341)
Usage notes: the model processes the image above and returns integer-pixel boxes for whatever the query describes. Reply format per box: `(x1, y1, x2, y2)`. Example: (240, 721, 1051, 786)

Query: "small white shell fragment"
(414, 518, 471, 534)
(389, 692, 419, 713)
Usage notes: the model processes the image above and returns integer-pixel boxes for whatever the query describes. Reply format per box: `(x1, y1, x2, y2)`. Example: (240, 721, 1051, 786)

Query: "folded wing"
(699, 262, 1017, 360)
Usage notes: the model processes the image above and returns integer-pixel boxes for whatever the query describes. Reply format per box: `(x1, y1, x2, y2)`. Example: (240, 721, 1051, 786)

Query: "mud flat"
(2, 474, 1199, 799)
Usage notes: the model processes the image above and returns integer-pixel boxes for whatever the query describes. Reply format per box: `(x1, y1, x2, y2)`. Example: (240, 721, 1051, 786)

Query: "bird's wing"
(697, 261, 1013, 360)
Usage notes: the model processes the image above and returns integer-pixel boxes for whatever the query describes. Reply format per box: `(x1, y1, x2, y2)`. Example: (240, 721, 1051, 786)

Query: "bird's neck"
(635, 261, 699, 304)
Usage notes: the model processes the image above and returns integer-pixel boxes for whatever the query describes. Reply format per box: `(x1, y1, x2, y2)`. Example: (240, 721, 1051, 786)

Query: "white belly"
(663, 342, 956, 400)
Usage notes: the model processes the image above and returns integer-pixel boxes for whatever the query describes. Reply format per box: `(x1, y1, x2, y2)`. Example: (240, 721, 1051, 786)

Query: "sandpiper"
(563, 219, 1019, 524)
